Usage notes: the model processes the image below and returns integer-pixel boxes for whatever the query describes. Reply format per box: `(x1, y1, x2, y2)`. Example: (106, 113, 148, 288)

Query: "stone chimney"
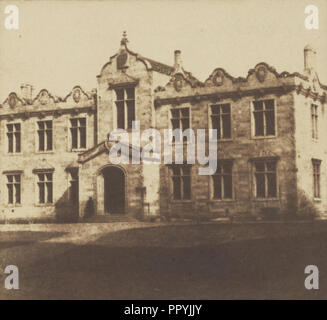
(304, 44, 316, 75)
(174, 50, 183, 74)
(20, 84, 33, 101)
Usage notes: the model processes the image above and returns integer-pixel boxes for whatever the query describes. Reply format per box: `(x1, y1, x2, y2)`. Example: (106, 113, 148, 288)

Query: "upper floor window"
(311, 104, 318, 140)
(254, 159, 277, 198)
(210, 104, 231, 139)
(6, 174, 21, 205)
(7, 123, 21, 153)
(37, 172, 53, 204)
(170, 107, 190, 143)
(312, 159, 321, 198)
(253, 99, 275, 137)
(212, 161, 233, 199)
(171, 165, 191, 200)
(115, 87, 135, 130)
(37, 120, 53, 151)
(70, 118, 86, 149)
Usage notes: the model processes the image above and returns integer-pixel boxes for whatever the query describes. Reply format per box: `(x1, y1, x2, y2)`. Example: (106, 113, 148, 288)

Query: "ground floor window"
(254, 159, 277, 198)
(6, 174, 21, 204)
(37, 172, 53, 204)
(212, 161, 233, 199)
(171, 165, 191, 200)
(312, 159, 321, 198)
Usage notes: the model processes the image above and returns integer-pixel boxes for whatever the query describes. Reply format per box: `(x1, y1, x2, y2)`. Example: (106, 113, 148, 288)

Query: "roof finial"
(121, 31, 128, 46)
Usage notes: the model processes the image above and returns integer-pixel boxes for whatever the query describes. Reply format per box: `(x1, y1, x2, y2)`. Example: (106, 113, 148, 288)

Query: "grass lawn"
(0, 222, 326, 299)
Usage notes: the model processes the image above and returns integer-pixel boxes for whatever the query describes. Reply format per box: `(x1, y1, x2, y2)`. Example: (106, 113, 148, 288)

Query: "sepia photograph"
(0, 0, 326, 305)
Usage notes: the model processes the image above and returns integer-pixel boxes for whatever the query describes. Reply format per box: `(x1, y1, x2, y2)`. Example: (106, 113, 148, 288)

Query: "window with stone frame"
(7, 123, 21, 153)
(115, 87, 135, 130)
(37, 172, 53, 204)
(254, 159, 277, 198)
(6, 174, 21, 204)
(70, 118, 86, 149)
(212, 161, 233, 199)
(312, 159, 321, 198)
(170, 107, 190, 143)
(253, 99, 275, 137)
(171, 165, 191, 200)
(37, 120, 53, 151)
(210, 104, 231, 140)
(311, 104, 318, 140)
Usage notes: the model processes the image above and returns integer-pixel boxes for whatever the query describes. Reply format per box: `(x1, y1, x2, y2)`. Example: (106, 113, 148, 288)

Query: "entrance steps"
(82, 214, 139, 223)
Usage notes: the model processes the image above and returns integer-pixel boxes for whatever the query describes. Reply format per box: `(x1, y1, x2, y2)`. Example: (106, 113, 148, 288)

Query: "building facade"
(1, 35, 327, 222)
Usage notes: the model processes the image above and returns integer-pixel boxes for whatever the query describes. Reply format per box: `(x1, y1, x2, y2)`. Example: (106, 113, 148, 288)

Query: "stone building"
(0, 34, 326, 222)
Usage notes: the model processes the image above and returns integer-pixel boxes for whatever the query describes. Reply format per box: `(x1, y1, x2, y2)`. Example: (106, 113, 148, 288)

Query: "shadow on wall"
(284, 189, 320, 220)
(54, 189, 79, 223)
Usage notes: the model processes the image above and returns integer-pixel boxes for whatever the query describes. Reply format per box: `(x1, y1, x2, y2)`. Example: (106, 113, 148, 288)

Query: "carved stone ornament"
(256, 66, 267, 83)
(213, 70, 224, 86)
(117, 52, 128, 70)
(8, 93, 16, 108)
(40, 90, 49, 105)
(173, 74, 184, 92)
(73, 88, 81, 103)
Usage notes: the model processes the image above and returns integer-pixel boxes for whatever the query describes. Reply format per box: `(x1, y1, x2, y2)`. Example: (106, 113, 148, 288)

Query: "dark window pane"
(267, 173, 277, 197)
(39, 130, 44, 151)
(115, 89, 124, 101)
(171, 119, 179, 130)
(182, 166, 191, 176)
(211, 105, 219, 114)
(126, 88, 135, 100)
(71, 128, 78, 149)
(265, 100, 274, 110)
(79, 118, 86, 127)
(181, 118, 189, 131)
(8, 184, 13, 204)
(265, 110, 275, 135)
(127, 100, 135, 129)
(46, 182, 53, 203)
(213, 176, 222, 199)
(80, 127, 86, 148)
(71, 119, 78, 127)
(173, 177, 181, 200)
(266, 162, 276, 171)
(221, 104, 230, 114)
(15, 183, 21, 204)
(15, 132, 21, 152)
(253, 101, 263, 111)
(255, 162, 265, 172)
(46, 130, 52, 150)
(254, 112, 264, 136)
(7, 133, 13, 153)
(116, 101, 125, 129)
(172, 167, 180, 176)
(181, 108, 189, 117)
(222, 114, 231, 138)
(256, 173, 265, 197)
(223, 163, 232, 174)
(171, 109, 179, 119)
(183, 176, 191, 199)
(38, 183, 45, 203)
(223, 175, 233, 198)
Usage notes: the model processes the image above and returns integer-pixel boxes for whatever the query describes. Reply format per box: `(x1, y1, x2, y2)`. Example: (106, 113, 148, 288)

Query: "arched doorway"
(101, 166, 126, 214)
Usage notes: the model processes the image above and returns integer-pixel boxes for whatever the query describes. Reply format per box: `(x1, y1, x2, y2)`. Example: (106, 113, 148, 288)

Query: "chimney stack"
(20, 83, 33, 101)
(174, 50, 183, 73)
(304, 44, 316, 75)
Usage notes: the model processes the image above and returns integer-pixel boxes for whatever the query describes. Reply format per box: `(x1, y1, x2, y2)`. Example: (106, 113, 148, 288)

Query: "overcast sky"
(0, 0, 326, 102)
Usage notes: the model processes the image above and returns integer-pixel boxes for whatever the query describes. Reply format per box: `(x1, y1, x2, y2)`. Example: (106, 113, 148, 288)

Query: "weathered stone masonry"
(0, 36, 326, 221)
